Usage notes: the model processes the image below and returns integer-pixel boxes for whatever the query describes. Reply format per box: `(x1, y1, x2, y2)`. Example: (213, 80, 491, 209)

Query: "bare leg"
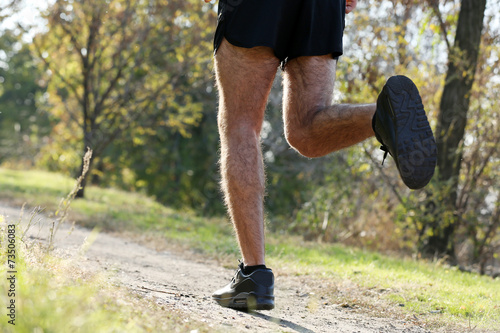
(215, 39, 279, 266)
(283, 55, 376, 158)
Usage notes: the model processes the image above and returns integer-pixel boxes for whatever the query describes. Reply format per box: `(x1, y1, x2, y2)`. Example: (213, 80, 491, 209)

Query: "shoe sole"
(213, 292, 275, 311)
(382, 76, 437, 189)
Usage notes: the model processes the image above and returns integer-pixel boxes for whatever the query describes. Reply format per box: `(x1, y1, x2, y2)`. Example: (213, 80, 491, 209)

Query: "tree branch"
(426, 0, 452, 51)
(32, 36, 84, 106)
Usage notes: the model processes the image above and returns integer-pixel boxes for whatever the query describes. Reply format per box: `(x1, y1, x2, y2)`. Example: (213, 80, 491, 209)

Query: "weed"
(49, 148, 93, 252)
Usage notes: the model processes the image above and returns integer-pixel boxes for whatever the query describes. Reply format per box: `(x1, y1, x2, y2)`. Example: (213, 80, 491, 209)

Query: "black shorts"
(214, 0, 346, 65)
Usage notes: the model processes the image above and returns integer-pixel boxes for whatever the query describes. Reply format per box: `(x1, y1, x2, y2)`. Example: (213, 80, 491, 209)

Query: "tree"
(420, 0, 488, 259)
(0, 29, 48, 165)
(58, 0, 219, 212)
(33, 0, 207, 197)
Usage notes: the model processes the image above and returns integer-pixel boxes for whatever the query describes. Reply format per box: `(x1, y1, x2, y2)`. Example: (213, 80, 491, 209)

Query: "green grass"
(1, 168, 499, 331)
(0, 222, 214, 333)
(266, 239, 499, 329)
(0, 168, 237, 253)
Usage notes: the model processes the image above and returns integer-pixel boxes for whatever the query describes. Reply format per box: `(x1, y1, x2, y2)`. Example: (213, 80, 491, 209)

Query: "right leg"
(215, 39, 279, 266)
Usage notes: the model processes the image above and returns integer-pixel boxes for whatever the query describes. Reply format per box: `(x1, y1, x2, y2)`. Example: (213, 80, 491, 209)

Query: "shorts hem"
(215, 36, 343, 67)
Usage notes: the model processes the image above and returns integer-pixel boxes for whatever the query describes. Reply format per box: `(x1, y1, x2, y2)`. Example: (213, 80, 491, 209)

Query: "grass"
(266, 239, 499, 330)
(0, 168, 239, 259)
(0, 218, 215, 333)
(0, 167, 499, 332)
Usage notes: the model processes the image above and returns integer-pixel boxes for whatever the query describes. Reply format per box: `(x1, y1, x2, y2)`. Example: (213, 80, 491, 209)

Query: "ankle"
(242, 264, 267, 275)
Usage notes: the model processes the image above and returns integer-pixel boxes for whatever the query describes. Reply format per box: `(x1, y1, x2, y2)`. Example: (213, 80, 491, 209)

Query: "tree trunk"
(420, 0, 487, 259)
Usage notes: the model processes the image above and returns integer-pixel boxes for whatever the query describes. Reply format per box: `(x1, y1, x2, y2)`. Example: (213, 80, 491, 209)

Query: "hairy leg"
(215, 39, 279, 266)
(283, 55, 376, 158)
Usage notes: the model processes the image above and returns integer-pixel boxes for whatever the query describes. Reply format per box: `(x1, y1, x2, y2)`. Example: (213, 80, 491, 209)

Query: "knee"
(219, 121, 262, 156)
(218, 113, 260, 140)
(284, 126, 322, 158)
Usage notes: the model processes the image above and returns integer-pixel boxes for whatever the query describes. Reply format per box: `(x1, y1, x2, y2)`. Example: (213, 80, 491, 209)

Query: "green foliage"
(0, 29, 49, 166)
(69, 0, 223, 212)
(32, 0, 215, 193)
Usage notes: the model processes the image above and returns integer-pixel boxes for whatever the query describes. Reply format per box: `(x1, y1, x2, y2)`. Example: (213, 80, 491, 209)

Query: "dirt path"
(1, 203, 431, 333)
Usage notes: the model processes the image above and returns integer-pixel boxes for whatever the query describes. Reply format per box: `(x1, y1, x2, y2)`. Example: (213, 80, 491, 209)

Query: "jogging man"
(210, 0, 437, 311)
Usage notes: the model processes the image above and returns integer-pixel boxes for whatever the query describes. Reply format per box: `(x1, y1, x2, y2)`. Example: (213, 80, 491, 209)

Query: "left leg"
(282, 55, 376, 158)
(283, 54, 437, 189)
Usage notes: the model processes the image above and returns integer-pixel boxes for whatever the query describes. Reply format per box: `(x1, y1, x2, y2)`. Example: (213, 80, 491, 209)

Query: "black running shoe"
(212, 262, 274, 311)
(373, 75, 437, 189)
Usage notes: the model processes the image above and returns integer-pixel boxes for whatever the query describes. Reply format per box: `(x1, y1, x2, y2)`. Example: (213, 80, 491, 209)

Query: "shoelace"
(380, 145, 389, 165)
(230, 260, 245, 282)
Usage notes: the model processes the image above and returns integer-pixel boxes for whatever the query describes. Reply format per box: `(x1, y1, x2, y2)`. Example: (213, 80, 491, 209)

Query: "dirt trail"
(1, 203, 431, 333)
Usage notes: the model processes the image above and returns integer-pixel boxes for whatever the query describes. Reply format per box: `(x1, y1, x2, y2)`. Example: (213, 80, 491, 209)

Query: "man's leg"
(283, 55, 375, 157)
(283, 55, 437, 189)
(215, 39, 279, 266)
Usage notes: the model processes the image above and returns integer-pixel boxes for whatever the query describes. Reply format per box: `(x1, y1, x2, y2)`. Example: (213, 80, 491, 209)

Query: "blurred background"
(0, 0, 498, 275)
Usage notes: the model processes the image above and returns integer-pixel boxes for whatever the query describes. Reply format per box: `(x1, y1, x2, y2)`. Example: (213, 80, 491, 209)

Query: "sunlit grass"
(266, 238, 499, 330)
(0, 225, 213, 333)
(1, 167, 499, 331)
(0, 168, 237, 254)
